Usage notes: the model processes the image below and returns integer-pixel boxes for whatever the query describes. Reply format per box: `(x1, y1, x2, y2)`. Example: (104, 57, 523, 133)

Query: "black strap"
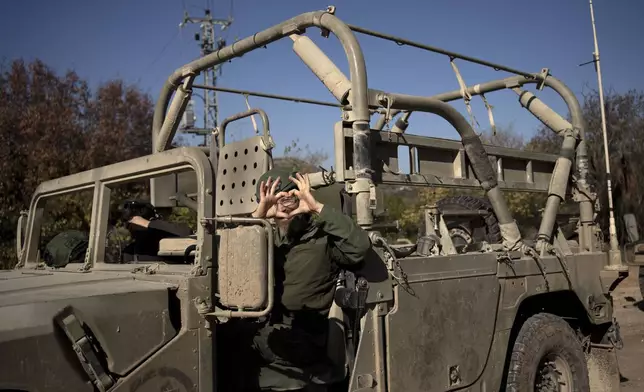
(340, 188, 353, 216)
(54, 307, 114, 392)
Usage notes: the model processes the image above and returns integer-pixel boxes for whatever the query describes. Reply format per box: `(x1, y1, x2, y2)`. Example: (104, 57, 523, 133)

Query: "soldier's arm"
(148, 219, 192, 237)
(130, 216, 192, 237)
(314, 205, 371, 266)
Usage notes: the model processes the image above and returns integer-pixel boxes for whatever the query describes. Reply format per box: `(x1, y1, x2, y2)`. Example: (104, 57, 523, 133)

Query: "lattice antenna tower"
(179, 4, 233, 146)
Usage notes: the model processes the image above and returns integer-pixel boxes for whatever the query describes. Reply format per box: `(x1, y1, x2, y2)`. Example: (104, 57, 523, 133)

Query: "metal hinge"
(54, 307, 114, 392)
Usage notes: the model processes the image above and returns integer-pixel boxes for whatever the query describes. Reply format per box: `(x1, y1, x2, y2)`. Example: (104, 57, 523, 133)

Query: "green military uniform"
(252, 169, 371, 391)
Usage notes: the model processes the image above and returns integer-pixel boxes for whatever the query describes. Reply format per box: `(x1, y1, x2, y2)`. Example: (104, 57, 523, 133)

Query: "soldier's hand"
(252, 177, 288, 218)
(129, 216, 150, 228)
(287, 173, 324, 217)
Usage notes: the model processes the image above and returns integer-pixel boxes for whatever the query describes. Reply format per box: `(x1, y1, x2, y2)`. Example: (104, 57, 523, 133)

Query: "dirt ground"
(611, 266, 644, 391)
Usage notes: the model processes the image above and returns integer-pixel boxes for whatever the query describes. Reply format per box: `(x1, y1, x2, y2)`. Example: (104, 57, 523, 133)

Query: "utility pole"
(179, 7, 233, 147)
(582, 0, 624, 270)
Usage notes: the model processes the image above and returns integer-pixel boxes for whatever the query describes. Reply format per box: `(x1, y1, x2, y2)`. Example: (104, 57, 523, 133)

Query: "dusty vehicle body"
(2, 6, 630, 392)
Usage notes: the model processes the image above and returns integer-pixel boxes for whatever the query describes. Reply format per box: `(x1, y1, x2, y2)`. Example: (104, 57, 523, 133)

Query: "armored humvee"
(2, 6, 631, 392)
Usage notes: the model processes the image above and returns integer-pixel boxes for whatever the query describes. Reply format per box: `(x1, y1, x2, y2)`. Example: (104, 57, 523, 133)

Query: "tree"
(583, 89, 644, 243)
(0, 59, 155, 268)
(273, 138, 328, 173)
(480, 123, 525, 149)
(527, 89, 644, 244)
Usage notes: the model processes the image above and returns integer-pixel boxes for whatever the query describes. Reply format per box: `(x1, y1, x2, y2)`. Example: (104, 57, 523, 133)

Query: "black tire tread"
(506, 312, 589, 392)
(436, 195, 502, 244)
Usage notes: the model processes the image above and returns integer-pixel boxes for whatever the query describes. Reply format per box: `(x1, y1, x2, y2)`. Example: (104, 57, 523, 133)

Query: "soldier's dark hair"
(120, 200, 159, 222)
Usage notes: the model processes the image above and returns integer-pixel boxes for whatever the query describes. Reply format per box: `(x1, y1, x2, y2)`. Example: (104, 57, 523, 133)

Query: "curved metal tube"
(376, 92, 515, 229)
(217, 108, 270, 148)
(153, 9, 374, 225)
(153, 10, 370, 144)
(537, 133, 577, 248)
(429, 74, 594, 249)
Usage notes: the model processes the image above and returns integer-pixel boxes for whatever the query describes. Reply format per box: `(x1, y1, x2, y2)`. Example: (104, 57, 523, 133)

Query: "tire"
(506, 313, 590, 392)
(436, 195, 502, 246)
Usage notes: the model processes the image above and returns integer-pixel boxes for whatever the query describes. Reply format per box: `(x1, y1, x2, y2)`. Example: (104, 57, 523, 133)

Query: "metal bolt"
(377, 291, 383, 299)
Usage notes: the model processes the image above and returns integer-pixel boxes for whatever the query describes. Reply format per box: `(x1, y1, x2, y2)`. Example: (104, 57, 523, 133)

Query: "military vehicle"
(2, 6, 632, 391)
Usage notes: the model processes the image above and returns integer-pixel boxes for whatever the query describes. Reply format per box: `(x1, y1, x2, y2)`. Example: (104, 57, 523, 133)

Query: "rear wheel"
(436, 195, 502, 250)
(506, 313, 589, 392)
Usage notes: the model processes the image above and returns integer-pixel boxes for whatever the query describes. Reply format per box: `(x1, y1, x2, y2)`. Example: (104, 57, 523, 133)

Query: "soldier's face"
(276, 195, 299, 218)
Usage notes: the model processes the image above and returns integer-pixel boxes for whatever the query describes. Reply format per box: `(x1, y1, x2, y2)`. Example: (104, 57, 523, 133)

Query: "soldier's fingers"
(259, 181, 267, 198)
(288, 175, 303, 190)
(271, 177, 280, 195)
(295, 173, 310, 190)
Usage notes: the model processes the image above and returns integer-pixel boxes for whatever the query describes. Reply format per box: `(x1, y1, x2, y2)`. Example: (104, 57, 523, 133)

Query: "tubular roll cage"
(150, 8, 593, 252)
(16, 6, 618, 272)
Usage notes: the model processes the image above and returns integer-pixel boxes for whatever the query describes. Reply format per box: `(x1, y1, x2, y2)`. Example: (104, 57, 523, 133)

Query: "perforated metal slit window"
(216, 136, 270, 216)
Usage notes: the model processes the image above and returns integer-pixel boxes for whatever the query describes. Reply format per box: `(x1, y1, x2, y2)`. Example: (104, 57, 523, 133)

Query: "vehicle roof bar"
(347, 24, 537, 78)
(153, 9, 370, 149)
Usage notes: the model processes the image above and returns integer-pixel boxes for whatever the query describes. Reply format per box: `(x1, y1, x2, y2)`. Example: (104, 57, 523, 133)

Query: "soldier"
(250, 169, 371, 391)
(119, 200, 192, 263)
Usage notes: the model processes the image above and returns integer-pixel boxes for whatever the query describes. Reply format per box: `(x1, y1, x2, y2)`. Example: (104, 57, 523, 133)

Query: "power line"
(142, 29, 181, 76)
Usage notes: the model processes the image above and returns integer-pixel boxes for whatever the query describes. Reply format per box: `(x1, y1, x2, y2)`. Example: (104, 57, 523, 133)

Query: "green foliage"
(168, 207, 198, 232)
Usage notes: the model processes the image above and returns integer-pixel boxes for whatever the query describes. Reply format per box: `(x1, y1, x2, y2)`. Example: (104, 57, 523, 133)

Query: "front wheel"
(506, 313, 589, 392)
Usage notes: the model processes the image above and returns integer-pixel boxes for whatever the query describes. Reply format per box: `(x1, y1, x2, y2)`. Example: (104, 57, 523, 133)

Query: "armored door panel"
(385, 255, 500, 391)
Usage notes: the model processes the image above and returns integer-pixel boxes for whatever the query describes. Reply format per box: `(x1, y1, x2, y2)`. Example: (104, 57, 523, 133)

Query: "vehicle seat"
(157, 236, 197, 257)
